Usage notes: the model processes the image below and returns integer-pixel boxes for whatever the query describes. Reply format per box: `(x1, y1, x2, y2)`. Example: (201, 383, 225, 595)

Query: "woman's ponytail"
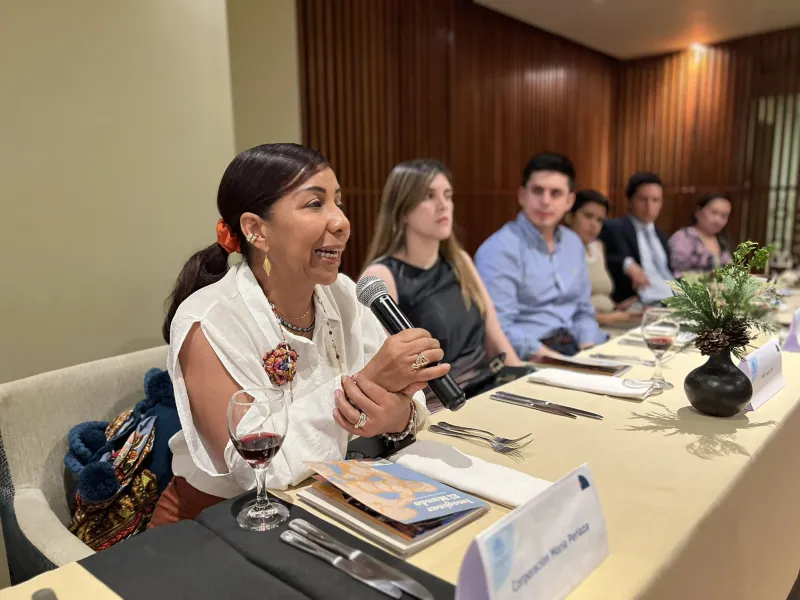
(162, 243, 229, 342)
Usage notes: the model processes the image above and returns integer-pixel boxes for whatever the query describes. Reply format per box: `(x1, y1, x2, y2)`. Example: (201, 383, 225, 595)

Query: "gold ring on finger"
(354, 412, 367, 429)
(410, 353, 430, 372)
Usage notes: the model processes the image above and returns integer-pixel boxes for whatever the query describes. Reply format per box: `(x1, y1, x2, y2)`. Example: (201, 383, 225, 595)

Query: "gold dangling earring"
(263, 255, 272, 277)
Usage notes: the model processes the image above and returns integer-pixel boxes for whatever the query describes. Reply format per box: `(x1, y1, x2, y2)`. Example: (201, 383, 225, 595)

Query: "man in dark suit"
(599, 172, 674, 304)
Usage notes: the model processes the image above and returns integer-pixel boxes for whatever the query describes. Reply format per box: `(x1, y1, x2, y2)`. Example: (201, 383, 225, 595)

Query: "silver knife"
(289, 519, 434, 600)
(494, 391, 604, 420)
(590, 353, 656, 367)
(280, 530, 402, 599)
(490, 395, 577, 418)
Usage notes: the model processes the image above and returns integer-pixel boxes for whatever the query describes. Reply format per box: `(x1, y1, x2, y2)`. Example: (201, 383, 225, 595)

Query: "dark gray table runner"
(78, 493, 457, 599)
(196, 492, 456, 600)
(80, 519, 310, 599)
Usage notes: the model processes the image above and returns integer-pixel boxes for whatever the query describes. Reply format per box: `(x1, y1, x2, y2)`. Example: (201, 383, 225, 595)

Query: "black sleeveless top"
(377, 256, 486, 368)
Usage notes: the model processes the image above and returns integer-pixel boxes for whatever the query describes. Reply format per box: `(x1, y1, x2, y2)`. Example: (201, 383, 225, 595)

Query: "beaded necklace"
(270, 300, 315, 333)
(263, 292, 343, 404)
(272, 310, 316, 333)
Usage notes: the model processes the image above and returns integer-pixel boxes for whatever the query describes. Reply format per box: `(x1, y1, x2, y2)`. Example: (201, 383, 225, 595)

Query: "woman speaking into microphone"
(150, 144, 447, 527)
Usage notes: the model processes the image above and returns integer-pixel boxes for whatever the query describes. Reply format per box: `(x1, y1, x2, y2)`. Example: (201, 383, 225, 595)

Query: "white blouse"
(167, 261, 428, 498)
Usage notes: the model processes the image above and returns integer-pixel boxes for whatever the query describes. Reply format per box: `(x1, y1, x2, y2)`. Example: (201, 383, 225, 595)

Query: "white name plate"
(456, 464, 608, 600)
(738, 340, 784, 411)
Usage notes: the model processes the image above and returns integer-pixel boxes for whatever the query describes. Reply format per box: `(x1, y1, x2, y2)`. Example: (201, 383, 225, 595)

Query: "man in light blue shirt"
(475, 153, 606, 359)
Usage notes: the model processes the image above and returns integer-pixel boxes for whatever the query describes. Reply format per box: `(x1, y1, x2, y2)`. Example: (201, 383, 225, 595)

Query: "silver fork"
(437, 421, 533, 447)
(428, 425, 531, 461)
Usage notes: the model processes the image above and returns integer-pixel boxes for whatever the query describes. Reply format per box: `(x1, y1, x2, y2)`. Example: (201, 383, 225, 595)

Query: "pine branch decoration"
(664, 242, 779, 359)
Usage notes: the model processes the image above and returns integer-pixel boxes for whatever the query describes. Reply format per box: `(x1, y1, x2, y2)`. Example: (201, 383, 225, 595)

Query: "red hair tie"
(216, 219, 241, 254)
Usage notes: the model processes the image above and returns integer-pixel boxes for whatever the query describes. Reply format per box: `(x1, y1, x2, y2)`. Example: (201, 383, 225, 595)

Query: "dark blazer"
(599, 216, 673, 303)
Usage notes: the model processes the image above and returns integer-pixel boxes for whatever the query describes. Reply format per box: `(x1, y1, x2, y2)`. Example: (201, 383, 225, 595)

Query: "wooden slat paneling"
(296, 0, 616, 275)
(449, 2, 616, 252)
(615, 27, 800, 252)
(298, 0, 800, 269)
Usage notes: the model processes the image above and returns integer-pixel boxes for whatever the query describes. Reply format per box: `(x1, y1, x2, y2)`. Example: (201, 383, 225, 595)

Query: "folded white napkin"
(528, 368, 652, 400)
(389, 440, 550, 508)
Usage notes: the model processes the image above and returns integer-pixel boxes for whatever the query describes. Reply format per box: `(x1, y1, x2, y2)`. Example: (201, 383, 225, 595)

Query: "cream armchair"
(0, 346, 168, 582)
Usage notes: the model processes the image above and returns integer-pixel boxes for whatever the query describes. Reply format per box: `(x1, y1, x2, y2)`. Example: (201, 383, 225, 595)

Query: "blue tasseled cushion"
(64, 367, 181, 505)
(139, 369, 180, 493)
(64, 421, 109, 476)
(78, 462, 120, 503)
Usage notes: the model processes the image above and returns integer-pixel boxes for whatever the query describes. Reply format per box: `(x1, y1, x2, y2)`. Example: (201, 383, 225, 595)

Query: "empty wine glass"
(641, 308, 680, 391)
(228, 387, 289, 531)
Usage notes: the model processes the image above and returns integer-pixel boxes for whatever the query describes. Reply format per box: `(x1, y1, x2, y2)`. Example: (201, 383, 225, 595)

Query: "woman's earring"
(245, 233, 258, 244)
(263, 255, 272, 277)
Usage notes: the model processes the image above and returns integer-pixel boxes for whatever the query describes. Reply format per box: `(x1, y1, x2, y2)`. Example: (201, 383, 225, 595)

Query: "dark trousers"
(540, 329, 580, 356)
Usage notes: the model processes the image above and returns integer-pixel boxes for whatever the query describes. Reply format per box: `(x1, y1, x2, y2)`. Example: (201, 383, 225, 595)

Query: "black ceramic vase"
(684, 351, 753, 417)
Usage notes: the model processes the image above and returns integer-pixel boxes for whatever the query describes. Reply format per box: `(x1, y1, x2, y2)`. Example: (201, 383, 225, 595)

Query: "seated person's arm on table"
(596, 308, 639, 326)
(615, 296, 639, 311)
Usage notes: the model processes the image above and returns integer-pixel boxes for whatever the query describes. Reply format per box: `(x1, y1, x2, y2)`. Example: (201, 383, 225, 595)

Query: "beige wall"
(227, 0, 302, 150)
(0, 1, 237, 382)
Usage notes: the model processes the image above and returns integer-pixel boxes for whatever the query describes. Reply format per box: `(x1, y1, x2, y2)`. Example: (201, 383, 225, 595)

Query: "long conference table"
(4, 301, 800, 599)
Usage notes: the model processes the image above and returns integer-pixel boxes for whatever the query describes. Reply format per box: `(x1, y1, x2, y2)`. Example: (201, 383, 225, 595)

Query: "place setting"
(196, 388, 458, 599)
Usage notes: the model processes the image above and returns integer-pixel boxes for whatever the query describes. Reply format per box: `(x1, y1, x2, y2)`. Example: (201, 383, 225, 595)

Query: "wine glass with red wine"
(228, 387, 289, 531)
(641, 308, 680, 391)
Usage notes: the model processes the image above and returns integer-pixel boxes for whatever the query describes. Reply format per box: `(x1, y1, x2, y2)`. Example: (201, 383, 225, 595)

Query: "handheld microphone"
(356, 276, 466, 411)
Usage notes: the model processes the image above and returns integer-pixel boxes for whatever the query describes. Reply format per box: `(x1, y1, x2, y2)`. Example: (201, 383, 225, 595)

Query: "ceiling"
(475, 0, 800, 59)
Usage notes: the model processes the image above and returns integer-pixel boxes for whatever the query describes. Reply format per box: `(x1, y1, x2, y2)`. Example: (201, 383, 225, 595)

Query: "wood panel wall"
(296, 0, 616, 276)
(449, 4, 616, 255)
(615, 28, 800, 252)
(297, 0, 800, 273)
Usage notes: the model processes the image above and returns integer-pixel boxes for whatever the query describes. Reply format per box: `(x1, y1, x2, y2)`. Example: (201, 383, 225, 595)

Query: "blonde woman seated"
(150, 144, 444, 527)
(362, 160, 528, 406)
(564, 190, 642, 328)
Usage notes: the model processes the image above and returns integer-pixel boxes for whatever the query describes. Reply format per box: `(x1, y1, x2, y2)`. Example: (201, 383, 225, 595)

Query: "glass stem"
(253, 466, 271, 513)
(653, 355, 664, 381)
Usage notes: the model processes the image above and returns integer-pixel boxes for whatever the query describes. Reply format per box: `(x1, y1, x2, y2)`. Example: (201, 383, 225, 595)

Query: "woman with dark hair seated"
(362, 159, 527, 408)
(564, 190, 642, 328)
(668, 193, 733, 277)
(149, 144, 444, 527)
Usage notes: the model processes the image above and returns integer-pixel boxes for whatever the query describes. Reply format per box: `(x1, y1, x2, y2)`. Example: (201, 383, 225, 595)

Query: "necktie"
(645, 228, 672, 281)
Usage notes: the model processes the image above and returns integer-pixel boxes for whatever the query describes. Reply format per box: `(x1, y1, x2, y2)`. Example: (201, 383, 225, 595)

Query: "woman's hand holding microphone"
(333, 328, 449, 436)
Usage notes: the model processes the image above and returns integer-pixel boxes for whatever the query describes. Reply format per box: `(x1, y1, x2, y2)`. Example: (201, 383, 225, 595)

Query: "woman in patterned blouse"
(668, 193, 733, 277)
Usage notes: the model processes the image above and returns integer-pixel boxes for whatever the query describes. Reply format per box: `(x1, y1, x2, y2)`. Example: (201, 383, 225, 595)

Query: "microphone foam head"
(356, 276, 389, 308)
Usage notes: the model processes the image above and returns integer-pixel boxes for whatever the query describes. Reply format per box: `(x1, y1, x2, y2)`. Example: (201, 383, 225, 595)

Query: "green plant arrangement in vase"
(663, 242, 779, 417)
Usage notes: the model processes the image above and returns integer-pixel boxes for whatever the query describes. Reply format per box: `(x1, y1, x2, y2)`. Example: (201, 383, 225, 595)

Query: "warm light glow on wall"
(690, 42, 708, 52)
(524, 67, 567, 83)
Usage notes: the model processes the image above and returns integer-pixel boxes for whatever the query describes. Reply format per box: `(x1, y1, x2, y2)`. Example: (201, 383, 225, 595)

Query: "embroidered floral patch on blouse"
(263, 342, 298, 386)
